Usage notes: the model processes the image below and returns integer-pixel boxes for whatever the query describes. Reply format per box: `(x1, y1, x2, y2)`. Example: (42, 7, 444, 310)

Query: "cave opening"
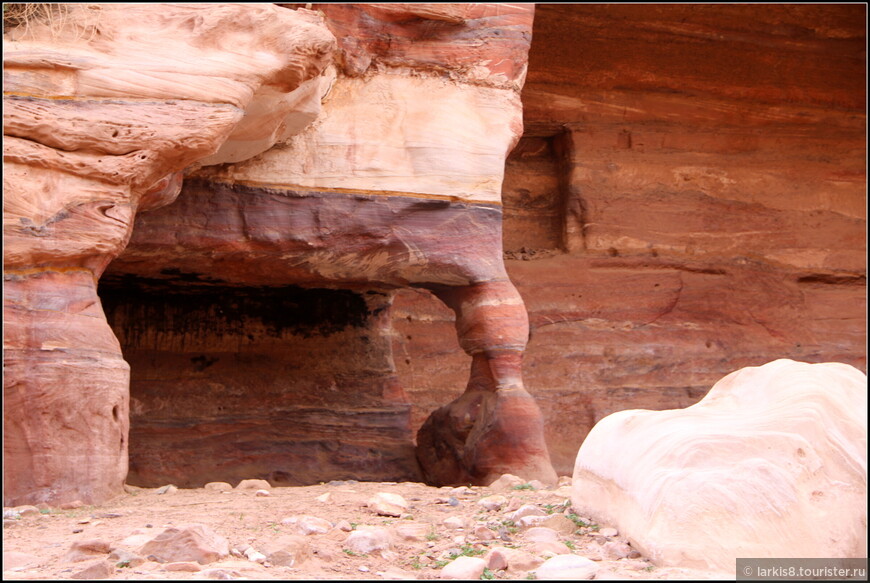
(99, 276, 423, 488)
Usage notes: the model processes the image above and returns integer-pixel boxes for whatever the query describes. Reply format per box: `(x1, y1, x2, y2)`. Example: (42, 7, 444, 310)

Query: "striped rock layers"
(106, 3, 556, 488)
(3, 3, 336, 506)
(4, 2, 556, 503)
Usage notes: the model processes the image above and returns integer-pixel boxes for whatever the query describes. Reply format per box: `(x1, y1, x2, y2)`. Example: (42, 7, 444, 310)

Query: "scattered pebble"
(367, 492, 409, 517)
(533, 554, 599, 580)
(70, 560, 114, 580)
(235, 479, 271, 491)
(440, 556, 486, 579)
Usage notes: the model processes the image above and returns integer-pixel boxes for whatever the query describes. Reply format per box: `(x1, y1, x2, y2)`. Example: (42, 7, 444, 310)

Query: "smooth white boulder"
(572, 359, 867, 573)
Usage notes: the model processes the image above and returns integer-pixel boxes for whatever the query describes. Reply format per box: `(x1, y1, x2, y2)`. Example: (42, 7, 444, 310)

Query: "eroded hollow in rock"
(99, 278, 422, 488)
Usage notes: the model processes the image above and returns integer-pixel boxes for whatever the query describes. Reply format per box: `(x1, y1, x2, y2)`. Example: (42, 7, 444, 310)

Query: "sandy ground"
(3, 479, 731, 580)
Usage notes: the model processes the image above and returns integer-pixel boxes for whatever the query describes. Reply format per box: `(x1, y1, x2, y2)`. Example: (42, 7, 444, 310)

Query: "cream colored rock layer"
(572, 359, 867, 573)
(199, 74, 524, 205)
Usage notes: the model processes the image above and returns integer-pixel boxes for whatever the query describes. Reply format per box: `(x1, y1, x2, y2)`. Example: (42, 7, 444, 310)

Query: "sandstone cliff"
(392, 4, 866, 475)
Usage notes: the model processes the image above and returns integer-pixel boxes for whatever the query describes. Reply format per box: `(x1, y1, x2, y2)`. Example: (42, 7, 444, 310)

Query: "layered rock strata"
(103, 3, 556, 487)
(3, 3, 336, 505)
(392, 3, 867, 475)
(571, 359, 868, 572)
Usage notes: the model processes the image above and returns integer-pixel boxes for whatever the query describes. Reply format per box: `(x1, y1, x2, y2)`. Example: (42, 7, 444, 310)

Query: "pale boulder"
(572, 359, 868, 573)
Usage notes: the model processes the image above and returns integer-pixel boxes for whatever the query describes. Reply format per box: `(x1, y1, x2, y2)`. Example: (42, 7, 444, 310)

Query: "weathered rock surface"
(101, 2, 555, 488)
(391, 3, 866, 476)
(139, 524, 230, 565)
(4, 2, 863, 502)
(571, 359, 868, 573)
(3, 3, 336, 507)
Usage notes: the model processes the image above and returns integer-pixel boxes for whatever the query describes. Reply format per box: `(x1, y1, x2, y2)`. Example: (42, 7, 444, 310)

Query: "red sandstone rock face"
(100, 3, 555, 488)
(5, 3, 864, 498)
(393, 4, 867, 476)
(3, 3, 336, 506)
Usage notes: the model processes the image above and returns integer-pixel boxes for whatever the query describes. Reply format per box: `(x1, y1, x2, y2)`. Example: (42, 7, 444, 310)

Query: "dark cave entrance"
(99, 277, 422, 488)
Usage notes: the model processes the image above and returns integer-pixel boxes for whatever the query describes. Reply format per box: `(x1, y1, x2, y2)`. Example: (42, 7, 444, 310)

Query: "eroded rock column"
(417, 280, 557, 485)
(3, 3, 335, 506)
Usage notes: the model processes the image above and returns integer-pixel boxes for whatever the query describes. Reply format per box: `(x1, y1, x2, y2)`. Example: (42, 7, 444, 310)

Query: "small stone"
(505, 497, 523, 512)
(71, 560, 114, 579)
(14, 505, 41, 517)
(281, 515, 332, 535)
(508, 504, 546, 522)
(516, 515, 548, 529)
(477, 495, 507, 511)
(359, 565, 370, 572)
(443, 516, 465, 530)
(540, 514, 577, 536)
(557, 476, 572, 487)
(316, 492, 331, 503)
(440, 556, 486, 579)
(485, 546, 543, 574)
(368, 492, 409, 517)
(336, 520, 354, 532)
(155, 485, 178, 495)
(473, 525, 496, 541)
(235, 479, 271, 490)
(602, 540, 632, 559)
(204, 482, 233, 492)
(344, 526, 392, 554)
(254, 489, 271, 497)
(263, 535, 310, 567)
(60, 500, 85, 510)
(244, 547, 266, 563)
(62, 539, 114, 563)
(528, 479, 546, 490)
(138, 524, 229, 565)
(528, 540, 571, 556)
(449, 486, 476, 497)
(533, 554, 599, 580)
(484, 548, 508, 571)
(164, 561, 201, 572)
(599, 527, 618, 538)
(393, 522, 431, 542)
(487, 474, 526, 491)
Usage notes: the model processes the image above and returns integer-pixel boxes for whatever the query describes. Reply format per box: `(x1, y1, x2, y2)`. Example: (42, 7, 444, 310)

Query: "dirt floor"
(3, 478, 731, 580)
